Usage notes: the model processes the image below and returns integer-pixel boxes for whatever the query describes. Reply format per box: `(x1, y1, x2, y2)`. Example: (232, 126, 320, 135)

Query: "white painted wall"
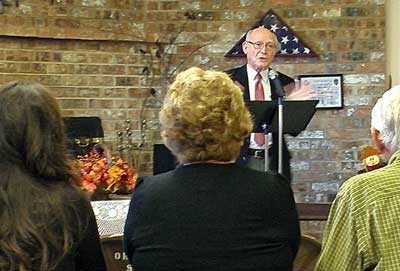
(386, 0, 400, 87)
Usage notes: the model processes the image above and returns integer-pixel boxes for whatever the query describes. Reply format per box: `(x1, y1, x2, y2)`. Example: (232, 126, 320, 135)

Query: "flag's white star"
(233, 13, 314, 57)
(281, 36, 289, 44)
(270, 24, 279, 32)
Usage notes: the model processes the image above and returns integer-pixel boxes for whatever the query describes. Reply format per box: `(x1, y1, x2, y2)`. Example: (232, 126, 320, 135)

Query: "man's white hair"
(371, 85, 400, 152)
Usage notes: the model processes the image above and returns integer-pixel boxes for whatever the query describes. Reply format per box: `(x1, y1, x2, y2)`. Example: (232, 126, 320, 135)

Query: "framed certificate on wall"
(298, 74, 343, 109)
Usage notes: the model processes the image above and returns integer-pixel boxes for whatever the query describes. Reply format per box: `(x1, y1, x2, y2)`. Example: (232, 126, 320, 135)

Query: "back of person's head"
(0, 81, 74, 180)
(0, 81, 82, 271)
(160, 67, 253, 164)
(371, 86, 400, 158)
(379, 89, 400, 154)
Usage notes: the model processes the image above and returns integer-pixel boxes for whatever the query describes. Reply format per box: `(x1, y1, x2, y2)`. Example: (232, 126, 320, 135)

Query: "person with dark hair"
(123, 67, 300, 271)
(0, 81, 107, 271)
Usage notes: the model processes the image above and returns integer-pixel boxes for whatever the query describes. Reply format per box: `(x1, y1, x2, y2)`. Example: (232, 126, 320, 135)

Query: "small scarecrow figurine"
(358, 145, 386, 174)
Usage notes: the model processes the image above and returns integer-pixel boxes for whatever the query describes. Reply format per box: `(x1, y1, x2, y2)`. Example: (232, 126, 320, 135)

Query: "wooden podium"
(101, 235, 132, 271)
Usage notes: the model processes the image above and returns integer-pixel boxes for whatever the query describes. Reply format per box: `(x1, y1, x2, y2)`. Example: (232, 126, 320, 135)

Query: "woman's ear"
(371, 127, 386, 153)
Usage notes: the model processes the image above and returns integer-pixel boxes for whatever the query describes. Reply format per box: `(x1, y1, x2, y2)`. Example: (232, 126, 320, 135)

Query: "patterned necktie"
(254, 73, 265, 146)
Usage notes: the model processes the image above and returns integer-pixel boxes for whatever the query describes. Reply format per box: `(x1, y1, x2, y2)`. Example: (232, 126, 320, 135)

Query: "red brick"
(89, 99, 114, 109)
(60, 99, 88, 109)
(102, 88, 129, 98)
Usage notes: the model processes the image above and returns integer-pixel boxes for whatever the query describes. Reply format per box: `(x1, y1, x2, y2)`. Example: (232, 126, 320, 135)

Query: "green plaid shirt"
(315, 150, 400, 271)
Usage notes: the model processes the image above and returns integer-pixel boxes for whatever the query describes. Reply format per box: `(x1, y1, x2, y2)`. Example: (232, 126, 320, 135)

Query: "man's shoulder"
(339, 163, 400, 206)
(225, 65, 246, 77)
(345, 162, 400, 186)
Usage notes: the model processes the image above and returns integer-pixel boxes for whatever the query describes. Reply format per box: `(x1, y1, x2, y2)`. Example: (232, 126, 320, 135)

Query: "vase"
(90, 189, 110, 201)
(108, 193, 132, 200)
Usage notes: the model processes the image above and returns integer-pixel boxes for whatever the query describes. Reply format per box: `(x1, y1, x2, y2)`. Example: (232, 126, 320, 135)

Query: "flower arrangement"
(78, 146, 137, 195)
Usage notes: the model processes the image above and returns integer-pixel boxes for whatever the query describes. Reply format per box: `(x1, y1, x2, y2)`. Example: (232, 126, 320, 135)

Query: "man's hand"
(284, 80, 316, 100)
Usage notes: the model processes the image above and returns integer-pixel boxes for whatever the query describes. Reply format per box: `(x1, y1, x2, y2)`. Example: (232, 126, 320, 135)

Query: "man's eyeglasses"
(246, 40, 277, 51)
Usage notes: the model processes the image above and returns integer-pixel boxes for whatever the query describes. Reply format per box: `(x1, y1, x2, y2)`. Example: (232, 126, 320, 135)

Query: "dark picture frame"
(298, 74, 343, 109)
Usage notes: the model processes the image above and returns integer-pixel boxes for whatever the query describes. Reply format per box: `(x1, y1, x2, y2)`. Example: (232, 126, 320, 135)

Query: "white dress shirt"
(246, 65, 273, 149)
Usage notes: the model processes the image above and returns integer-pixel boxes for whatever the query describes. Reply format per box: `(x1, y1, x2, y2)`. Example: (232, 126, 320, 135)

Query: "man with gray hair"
(315, 87, 400, 270)
(226, 26, 313, 181)
(226, 27, 295, 180)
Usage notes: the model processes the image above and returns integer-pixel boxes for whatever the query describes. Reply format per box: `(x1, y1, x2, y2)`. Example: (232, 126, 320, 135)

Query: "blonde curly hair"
(160, 67, 253, 163)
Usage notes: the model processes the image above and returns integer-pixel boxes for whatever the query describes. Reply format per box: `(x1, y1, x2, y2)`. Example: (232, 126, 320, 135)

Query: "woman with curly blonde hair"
(124, 67, 300, 271)
(0, 81, 106, 271)
(160, 67, 253, 164)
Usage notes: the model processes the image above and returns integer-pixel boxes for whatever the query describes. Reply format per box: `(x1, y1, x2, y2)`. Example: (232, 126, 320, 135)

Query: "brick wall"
(0, 0, 386, 215)
(0, 36, 162, 173)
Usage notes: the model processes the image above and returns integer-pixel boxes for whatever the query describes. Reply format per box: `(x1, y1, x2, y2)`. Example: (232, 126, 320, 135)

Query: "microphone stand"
(277, 96, 284, 174)
(268, 69, 285, 175)
(261, 123, 270, 172)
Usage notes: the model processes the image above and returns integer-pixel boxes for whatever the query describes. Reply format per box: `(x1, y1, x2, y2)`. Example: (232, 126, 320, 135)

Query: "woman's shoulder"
(133, 165, 292, 196)
(136, 168, 179, 184)
(133, 171, 174, 191)
(235, 166, 293, 194)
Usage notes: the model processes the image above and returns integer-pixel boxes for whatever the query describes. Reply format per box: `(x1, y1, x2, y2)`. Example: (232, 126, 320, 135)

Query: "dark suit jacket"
(226, 65, 295, 181)
(123, 163, 300, 271)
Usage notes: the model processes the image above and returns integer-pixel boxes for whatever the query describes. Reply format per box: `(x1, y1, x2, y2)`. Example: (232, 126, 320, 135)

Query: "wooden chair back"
(101, 235, 133, 271)
(293, 235, 322, 271)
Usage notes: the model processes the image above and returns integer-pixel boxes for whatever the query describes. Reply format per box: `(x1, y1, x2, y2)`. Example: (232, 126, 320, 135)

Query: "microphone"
(268, 69, 285, 98)
(268, 69, 284, 175)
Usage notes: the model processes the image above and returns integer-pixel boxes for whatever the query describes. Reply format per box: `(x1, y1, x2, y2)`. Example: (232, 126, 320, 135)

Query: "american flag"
(225, 9, 317, 58)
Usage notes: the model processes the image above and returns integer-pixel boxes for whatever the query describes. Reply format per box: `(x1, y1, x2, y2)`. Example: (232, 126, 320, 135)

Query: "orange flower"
(77, 147, 137, 194)
(103, 157, 137, 193)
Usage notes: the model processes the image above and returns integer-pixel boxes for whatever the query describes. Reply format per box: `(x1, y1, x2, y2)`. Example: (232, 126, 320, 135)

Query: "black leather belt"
(248, 149, 265, 158)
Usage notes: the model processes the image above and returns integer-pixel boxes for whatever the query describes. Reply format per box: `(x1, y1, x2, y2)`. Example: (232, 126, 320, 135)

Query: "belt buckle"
(254, 150, 263, 159)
